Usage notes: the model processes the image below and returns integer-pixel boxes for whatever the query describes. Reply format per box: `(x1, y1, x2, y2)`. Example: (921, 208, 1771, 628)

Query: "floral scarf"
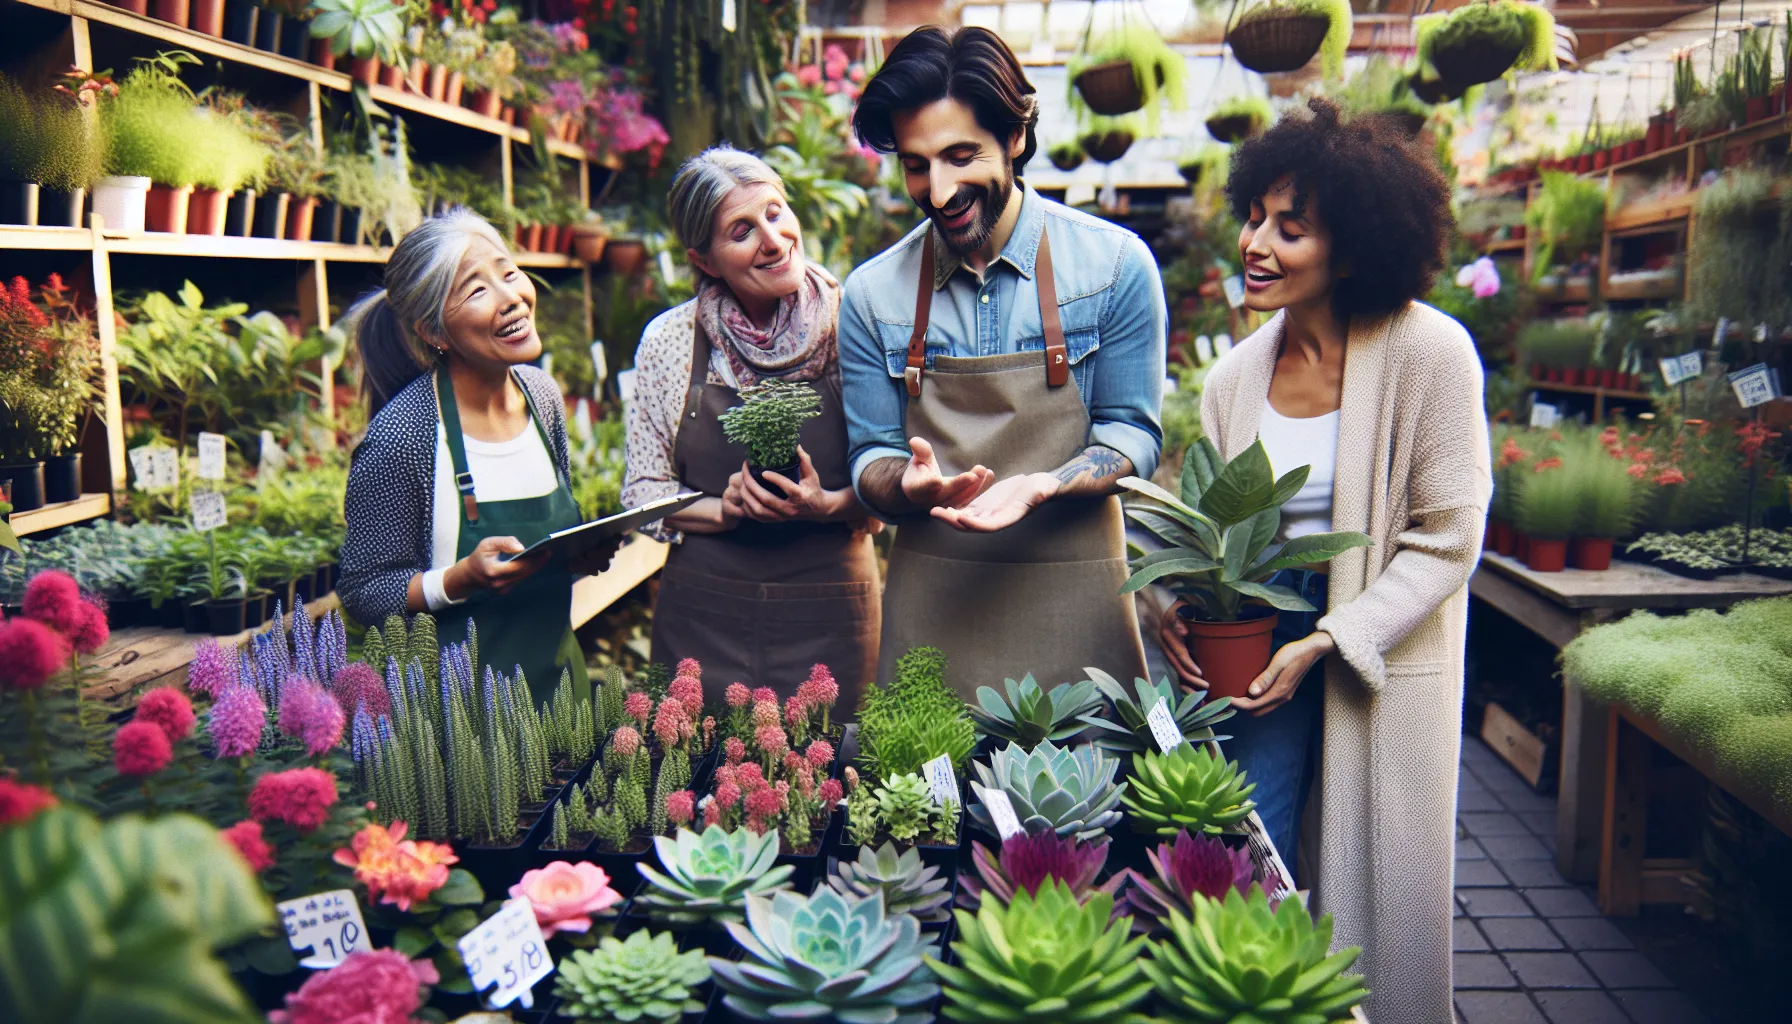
(695, 263, 839, 388)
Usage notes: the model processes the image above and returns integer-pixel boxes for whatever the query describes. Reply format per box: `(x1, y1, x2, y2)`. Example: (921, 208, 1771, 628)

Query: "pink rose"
(509, 861, 622, 938)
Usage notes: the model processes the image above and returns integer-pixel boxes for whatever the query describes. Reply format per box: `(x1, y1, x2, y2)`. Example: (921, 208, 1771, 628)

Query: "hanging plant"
(1068, 22, 1188, 134)
(1415, 0, 1557, 91)
(1047, 140, 1086, 172)
(1079, 113, 1143, 164)
(1205, 96, 1274, 145)
(1176, 145, 1227, 186)
(1228, 0, 1352, 79)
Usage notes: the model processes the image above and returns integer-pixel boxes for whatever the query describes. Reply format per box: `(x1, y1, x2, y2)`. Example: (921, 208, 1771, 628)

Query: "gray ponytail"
(347, 207, 510, 415)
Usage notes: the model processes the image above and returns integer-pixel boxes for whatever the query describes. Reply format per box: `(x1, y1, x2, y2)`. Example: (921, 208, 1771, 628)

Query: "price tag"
(191, 489, 227, 532)
(922, 754, 957, 806)
(1222, 276, 1245, 308)
(1162, 376, 1179, 399)
(277, 889, 366, 969)
(1659, 352, 1702, 386)
(128, 445, 155, 491)
(1528, 402, 1558, 429)
(458, 898, 553, 1009)
(1194, 335, 1214, 363)
(657, 249, 677, 288)
(1145, 697, 1186, 752)
(1214, 333, 1233, 356)
(1728, 363, 1779, 408)
(976, 785, 1025, 840)
(721, 0, 736, 31)
(589, 342, 608, 396)
(196, 432, 226, 480)
(259, 430, 286, 475)
(1712, 316, 1730, 347)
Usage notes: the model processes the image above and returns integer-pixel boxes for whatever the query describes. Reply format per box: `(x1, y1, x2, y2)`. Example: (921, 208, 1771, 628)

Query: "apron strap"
(512, 368, 572, 495)
(904, 225, 1070, 397)
(675, 319, 715, 481)
(433, 368, 480, 524)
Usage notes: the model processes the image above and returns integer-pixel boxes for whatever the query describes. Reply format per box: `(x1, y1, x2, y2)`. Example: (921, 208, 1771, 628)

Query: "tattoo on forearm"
(1053, 446, 1129, 489)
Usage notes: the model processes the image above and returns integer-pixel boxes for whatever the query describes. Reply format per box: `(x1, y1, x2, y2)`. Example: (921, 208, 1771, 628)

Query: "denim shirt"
(839, 185, 1166, 498)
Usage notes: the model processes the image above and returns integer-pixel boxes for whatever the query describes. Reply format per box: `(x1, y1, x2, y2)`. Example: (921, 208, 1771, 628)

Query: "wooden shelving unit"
(1, 0, 603, 535)
(7, 493, 112, 537)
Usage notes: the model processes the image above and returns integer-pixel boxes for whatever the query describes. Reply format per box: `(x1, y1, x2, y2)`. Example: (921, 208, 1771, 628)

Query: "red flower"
(725, 682, 751, 708)
(1655, 467, 1688, 486)
(612, 725, 641, 758)
(0, 616, 70, 690)
(715, 780, 742, 809)
(136, 687, 196, 743)
(735, 762, 766, 790)
(249, 767, 340, 832)
(1533, 457, 1563, 472)
(21, 571, 84, 635)
(751, 686, 777, 706)
(805, 739, 834, 772)
(0, 777, 57, 826)
(744, 786, 782, 820)
(268, 949, 438, 1024)
(624, 690, 652, 725)
(819, 779, 843, 806)
(221, 820, 276, 872)
(67, 601, 107, 655)
(724, 736, 746, 764)
(114, 720, 173, 777)
(666, 790, 695, 826)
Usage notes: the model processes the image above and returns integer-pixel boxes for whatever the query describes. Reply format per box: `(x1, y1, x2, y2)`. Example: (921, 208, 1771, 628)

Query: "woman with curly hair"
(1157, 98, 1490, 1023)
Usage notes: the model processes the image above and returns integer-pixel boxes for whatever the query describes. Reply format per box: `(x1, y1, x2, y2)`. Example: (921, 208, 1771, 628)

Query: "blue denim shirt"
(839, 185, 1166, 498)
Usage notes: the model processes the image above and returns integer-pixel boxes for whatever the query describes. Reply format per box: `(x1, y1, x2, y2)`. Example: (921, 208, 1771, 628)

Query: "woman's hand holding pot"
(727, 447, 839, 523)
(1231, 631, 1336, 716)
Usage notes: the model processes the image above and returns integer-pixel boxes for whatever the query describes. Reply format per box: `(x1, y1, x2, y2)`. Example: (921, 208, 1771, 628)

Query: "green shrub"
(0, 73, 98, 190)
(101, 57, 206, 187)
(1513, 460, 1578, 539)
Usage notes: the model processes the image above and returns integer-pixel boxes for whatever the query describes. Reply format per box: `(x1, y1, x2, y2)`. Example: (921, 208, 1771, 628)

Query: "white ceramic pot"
(91, 175, 152, 232)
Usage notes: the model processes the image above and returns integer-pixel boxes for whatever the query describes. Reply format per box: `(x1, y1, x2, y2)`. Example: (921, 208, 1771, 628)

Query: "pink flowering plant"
(693, 667, 843, 853)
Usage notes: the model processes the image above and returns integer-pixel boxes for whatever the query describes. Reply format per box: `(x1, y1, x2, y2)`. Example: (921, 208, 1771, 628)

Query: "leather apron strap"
(905, 228, 1068, 396)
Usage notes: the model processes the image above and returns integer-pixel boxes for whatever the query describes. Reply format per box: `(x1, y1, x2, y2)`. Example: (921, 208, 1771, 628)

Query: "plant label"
(658, 249, 677, 288)
(1528, 402, 1558, 429)
(277, 889, 366, 969)
(979, 787, 1025, 840)
(1146, 697, 1186, 752)
(1163, 376, 1178, 399)
(923, 754, 957, 807)
(1712, 317, 1730, 347)
(127, 446, 155, 491)
(459, 898, 553, 1010)
(1214, 333, 1233, 356)
(191, 489, 227, 532)
(589, 342, 608, 397)
(196, 432, 226, 481)
(722, 0, 736, 31)
(1222, 276, 1245, 308)
(1658, 352, 1702, 386)
(1195, 335, 1214, 363)
(1727, 363, 1778, 408)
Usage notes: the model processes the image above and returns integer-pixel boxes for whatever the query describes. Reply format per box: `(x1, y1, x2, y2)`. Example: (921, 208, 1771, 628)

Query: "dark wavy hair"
(851, 25, 1039, 172)
(1225, 98, 1453, 320)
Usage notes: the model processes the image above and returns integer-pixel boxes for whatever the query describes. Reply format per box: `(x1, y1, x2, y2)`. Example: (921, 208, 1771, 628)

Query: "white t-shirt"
(1257, 400, 1339, 542)
(421, 420, 558, 611)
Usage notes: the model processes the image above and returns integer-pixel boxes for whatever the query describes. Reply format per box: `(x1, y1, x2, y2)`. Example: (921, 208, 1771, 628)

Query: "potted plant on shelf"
(1740, 25, 1775, 124)
(1205, 95, 1273, 144)
(1067, 24, 1187, 135)
(717, 381, 823, 497)
(1414, 0, 1557, 91)
(1048, 140, 1085, 172)
(33, 277, 101, 505)
(1569, 433, 1637, 571)
(461, 37, 518, 119)
(95, 52, 204, 233)
(1079, 113, 1143, 164)
(1524, 171, 1605, 284)
(189, 531, 248, 635)
(568, 211, 608, 264)
(307, 0, 408, 86)
(1227, 0, 1352, 78)
(0, 73, 99, 228)
(1118, 438, 1373, 699)
(187, 91, 274, 236)
(263, 129, 328, 240)
(1513, 448, 1575, 571)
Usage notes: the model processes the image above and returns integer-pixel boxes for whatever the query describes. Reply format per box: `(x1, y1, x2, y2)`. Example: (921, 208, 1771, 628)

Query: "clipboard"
(501, 492, 703, 563)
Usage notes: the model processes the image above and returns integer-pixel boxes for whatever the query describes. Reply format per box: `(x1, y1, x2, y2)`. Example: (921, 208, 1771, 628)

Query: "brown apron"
(648, 319, 880, 710)
(876, 227, 1148, 698)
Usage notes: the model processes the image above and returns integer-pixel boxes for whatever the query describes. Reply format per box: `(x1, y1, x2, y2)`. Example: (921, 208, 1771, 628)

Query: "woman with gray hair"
(338, 208, 618, 706)
(625, 146, 879, 707)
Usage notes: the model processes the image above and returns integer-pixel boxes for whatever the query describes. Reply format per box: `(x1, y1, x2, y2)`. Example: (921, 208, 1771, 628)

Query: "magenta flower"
(188, 637, 237, 697)
(1122, 828, 1257, 932)
(210, 683, 267, 758)
(278, 677, 345, 757)
(958, 831, 1125, 915)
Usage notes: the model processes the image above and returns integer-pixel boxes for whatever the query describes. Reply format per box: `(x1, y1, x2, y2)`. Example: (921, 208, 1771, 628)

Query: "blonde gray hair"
(667, 146, 789, 267)
(345, 207, 510, 414)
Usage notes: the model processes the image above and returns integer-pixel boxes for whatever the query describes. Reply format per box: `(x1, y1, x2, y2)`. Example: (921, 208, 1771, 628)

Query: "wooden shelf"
(1482, 236, 1526, 254)
(1528, 380, 1652, 401)
(8, 493, 111, 536)
(0, 226, 584, 268)
(1607, 193, 1694, 233)
(1601, 275, 1681, 302)
(0, 224, 97, 250)
(1579, 113, 1792, 181)
(1534, 280, 1593, 304)
(82, 591, 339, 706)
(569, 533, 668, 629)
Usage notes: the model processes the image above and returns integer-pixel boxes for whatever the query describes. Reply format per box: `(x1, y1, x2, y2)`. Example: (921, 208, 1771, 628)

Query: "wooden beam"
(89, 214, 126, 491)
(1599, 708, 1651, 916)
(1558, 674, 1611, 883)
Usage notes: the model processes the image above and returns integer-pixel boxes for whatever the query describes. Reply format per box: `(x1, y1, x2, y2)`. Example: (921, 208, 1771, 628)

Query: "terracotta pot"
(151, 0, 190, 26)
(1623, 140, 1644, 161)
(501, 105, 517, 126)
(1491, 519, 1515, 557)
(185, 187, 229, 235)
(1645, 117, 1666, 151)
(467, 88, 502, 119)
(1515, 531, 1531, 563)
(1180, 608, 1280, 701)
(522, 223, 543, 252)
(144, 183, 192, 233)
(1526, 538, 1569, 572)
(113, 0, 150, 13)
(570, 229, 607, 264)
(1564, 368, 1583, 386)
(286, 194, 318, 242)
(190, 0, 223, 34)
(1575, 153, 1593, 173)
(427, 63, 448, 101)
(445, 71, 463, 107)
(540, 224, 560, 252)
(557, 223, 575, 255)
(1746, 96, 1771, 123)
(1570, 537, 1614, 571)
(350, 56, 380, 87)
(379, 61, 405, 89)
(311, 39, 336, 71)
(605, 239, 647, 276)
(407, 58, 429, 94)
(1592, 149, 1609, 171)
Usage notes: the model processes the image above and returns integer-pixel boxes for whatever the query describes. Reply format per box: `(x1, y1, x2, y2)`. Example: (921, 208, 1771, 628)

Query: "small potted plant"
(1524, 171, 1605, 284)
(1569, 437, 1636, 572)
(34, 278, 100, 505)
(1414, 0, 1557, 91)
(1118, 438, 1372, 699)
(1078, 113, 1143, 164)
(1068, 24, 1187, 135)
(306, 0, 407, 86)
(97, 52, 204, 234)
(1513, 449, 1575, 572)
(1227, 0, 1352, 78)
(1205, 95, 1273, 145)
(1047, 140, 1085, 172)
(1740, 25, 1775, 124)
(189, 532, 248, 635)
(717, 380, 823, 497)
(0, 73, 98, 228)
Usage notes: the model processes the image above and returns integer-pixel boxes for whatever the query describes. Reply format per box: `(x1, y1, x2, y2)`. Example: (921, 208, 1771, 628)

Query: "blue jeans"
(1219, 569, 1326, 882)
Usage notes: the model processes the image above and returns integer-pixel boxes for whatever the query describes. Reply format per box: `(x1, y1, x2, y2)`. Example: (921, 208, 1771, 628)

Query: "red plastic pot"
(1515, 531, 1531, 563)
(444, 71, 463, 107)
(311, 39, 336, 71)
(1491, 520, 1515, 557)
(380, 61, 405, 90)
(1592, 149, 1609, 171)
(1562, 368, 1582, 386)
(350, 56, 380, 87)
(1529, 363, 1545, 383)
(1623, 141, 1644, 161)
(1570, 537, 1614, 571)
(540, 225, 560, 253)
(286, 194, 318, 242)
(407, 59, 429, 94)
(144, 183, 191, 233)
(1180, 609, 1280, 701)
(186, 187, 229, 235)
(1746, 97, 1771, 123)
(1526, 538, 1568, 572)
(1576, 153, 1594, 173)
(427, 63, 448, 101)
(522, 223, 542, 252)
(467, 88, 502, 119)
(151, 0, 189, 26)
(112, 0, 150, 13)
(190, 0, 222, 34)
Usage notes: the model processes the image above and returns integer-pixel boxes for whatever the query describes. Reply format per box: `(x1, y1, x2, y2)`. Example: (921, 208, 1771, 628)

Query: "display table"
(1469, 553, 1792, 891)
(83, 593, 343, 705)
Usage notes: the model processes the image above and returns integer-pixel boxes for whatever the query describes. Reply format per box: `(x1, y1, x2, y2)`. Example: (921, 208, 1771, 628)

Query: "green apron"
(432, 368, 590, 708)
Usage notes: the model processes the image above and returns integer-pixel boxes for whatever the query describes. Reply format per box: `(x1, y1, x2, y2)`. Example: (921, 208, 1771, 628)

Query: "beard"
(918, 163, 1015, 256)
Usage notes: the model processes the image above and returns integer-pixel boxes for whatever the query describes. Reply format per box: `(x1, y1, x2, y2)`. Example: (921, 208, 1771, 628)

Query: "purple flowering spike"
(351, 706, 376, 763)
(385, 656, 407, 717)
(209, 682, 267, 758)
(188, 638, 237, 698)
(277, 675, 345, 756)
(290, 603, 315, 682)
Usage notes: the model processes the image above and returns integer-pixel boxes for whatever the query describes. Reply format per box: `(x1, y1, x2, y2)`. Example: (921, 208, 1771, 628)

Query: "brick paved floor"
(1453, 737, 1710, 1024)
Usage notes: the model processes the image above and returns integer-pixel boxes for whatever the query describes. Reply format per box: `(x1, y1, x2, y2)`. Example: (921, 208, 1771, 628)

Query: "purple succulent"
(1121, 828, 1256, 933)
(956, 830, 1127, 917)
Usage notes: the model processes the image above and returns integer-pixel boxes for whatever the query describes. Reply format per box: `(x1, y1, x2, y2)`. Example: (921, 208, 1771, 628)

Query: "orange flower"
(1654, 467, 1687, 486)
(1497, 438, 1530, 469)
(1534, 457, 1564, 472)
(1627, 462, 1649, 479)
(333, 822, 458, 912)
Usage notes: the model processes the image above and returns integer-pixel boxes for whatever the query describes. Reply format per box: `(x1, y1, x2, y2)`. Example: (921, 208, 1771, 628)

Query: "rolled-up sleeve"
(1089, 236, 1166, 480)
(839, 271, 912, 501)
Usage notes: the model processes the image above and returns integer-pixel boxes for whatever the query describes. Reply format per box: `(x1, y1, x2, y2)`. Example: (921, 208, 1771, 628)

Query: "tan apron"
(648, 319, 880, 710)
(876, 227, 1148, 698)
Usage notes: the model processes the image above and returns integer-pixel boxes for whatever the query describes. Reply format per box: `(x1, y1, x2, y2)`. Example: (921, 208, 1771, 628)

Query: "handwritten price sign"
(922, 754, 957, 807)
(277, 889, 366, 969)
(458, 898, 553, 1009)
(1146, 697, 1186, 753)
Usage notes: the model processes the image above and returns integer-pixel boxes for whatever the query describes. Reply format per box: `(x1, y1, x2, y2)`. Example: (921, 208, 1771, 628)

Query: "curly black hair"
(1225, 98, 1453, 320)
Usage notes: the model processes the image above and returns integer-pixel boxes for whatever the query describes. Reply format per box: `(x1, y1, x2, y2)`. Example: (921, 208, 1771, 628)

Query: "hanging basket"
(1073, 60, 1145, 116)
(1049, 148, 1086, 172)
(1432, 36, 1523, 90)
(1407, 73, 1463, 105)
(1205, 113, 1262, 145)
(1227, 9, 1330, 74)
(1080, 130, 1135, 163)
(1178, 162, 1204, 185)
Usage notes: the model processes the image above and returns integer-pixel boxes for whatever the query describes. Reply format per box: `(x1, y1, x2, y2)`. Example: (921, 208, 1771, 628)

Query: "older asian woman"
(624, 147, 879, 708)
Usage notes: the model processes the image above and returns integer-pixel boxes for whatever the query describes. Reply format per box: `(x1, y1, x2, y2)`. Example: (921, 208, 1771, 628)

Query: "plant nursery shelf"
(569, 533, 668, 629)
(1528, 380, 1653, 401)
(1580, 112, 1792, 180)
(0, 226, 583, 268)
(1606, 194, 1694, 233)
(7, 493, 111, 537)
(1482, 236, 1525, 254)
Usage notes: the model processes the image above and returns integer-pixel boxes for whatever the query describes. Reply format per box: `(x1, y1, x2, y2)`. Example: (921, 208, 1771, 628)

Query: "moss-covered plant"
(969, 739, 1126, 842)
(1231, 0, 1354, 80)
(1205, 95, 1274, 144)
(1047, 140, 1085, 172)
(1067, 24, 1187, 135)
(1688, 168, 1792, 332)
(717, 380, 822, 471)
(1119, 743, 1257, 837)
(1414, 0, 1557, 88)
(1512, 456, 1578, 541)
(553, 930, 711, 1023)
(99, 52, 206, 188)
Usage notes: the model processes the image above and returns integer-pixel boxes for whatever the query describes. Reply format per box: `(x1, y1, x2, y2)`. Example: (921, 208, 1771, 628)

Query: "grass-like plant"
(857, 646, 976, 779)
(1525, 171, 1607, 278)
(717, 380, 822, 471)
(1568, 431, 1639, 540)
(99, 52, 206, 187)
(0, 73, 98, 191)
(1512, 457, 1578, 540)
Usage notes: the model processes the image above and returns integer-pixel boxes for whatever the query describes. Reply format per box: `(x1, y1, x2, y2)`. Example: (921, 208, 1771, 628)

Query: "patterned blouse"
(622, 299, 742, 545)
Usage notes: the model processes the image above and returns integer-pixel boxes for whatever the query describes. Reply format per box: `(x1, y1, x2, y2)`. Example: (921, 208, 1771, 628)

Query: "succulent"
(710, 888, 941, 1022)
(861, 710, 977, 780)
(957, 831, 1126, 915)
(635, 826, 796, 926)
(553, 929, 712, 1022)
(1120, 744, 1257, 837)
(1121, 828, 1256, 934)
(968, 739, 1125, 842)
(846, 779, 880, 845)
(875, 773, 933, 842)
(828, 841, 953, 923)
(1076, 668, 1236, 754)
(929, 798, 960, 846)
(969, 674, 1103, 749)
(927, 879, 1152, 1022)
(1141, 887, 1368, 1023)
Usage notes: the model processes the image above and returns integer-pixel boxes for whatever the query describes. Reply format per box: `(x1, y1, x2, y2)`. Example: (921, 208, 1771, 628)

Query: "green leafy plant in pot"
(1513, 451, 1576, 571)
(308, 0, 409, 85)
(1067, 23, 1188, 134)
(1568, 430, 1638, 571)
(1118, 437, 1372, 700)
(188, 528, 248, 635)
(0, 72, 99, 227)
(1414, 0, 1557, 91)
(717, 379, 822, 498)
(1047, 139, 1085, 172)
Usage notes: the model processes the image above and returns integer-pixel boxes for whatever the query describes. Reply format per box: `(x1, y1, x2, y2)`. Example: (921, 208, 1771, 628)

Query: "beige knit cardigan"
(1201, 302, 1492, 1024)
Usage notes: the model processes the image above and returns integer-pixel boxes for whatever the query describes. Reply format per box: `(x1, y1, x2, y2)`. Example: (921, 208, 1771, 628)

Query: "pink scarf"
(696, 263, 839, 388)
